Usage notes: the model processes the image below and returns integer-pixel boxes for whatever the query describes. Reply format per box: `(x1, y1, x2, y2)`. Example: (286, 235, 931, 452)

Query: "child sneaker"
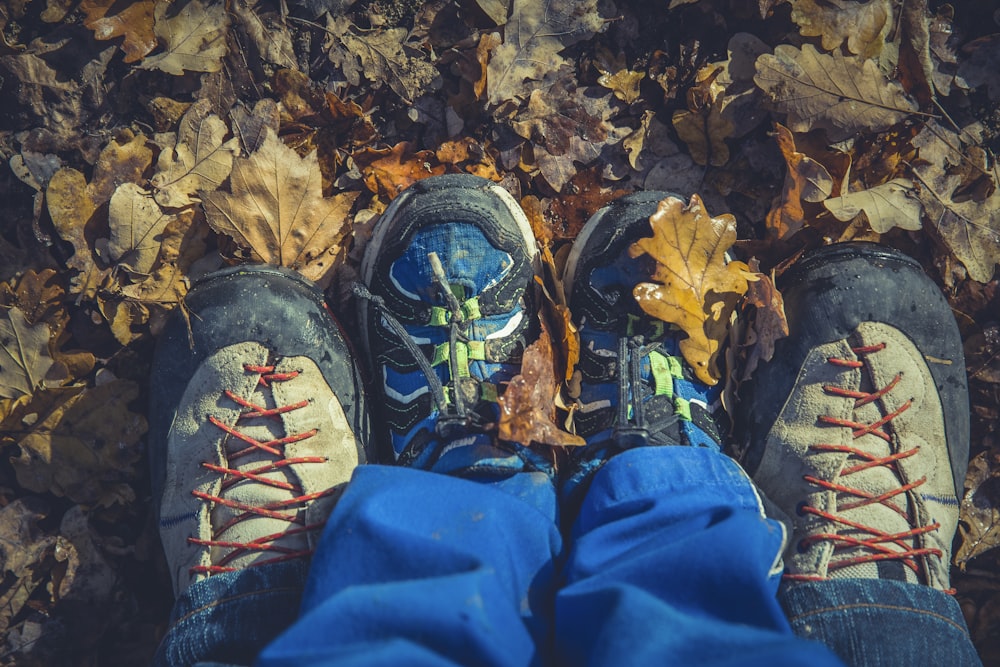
(737, 243, 969, 590)
(150, 265, 371, 597)
(356, 174, 551, 477)
(561, 192, 726, 495)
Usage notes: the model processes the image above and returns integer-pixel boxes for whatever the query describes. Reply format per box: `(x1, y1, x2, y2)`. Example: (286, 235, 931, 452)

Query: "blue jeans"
(152, 447, 979, 666)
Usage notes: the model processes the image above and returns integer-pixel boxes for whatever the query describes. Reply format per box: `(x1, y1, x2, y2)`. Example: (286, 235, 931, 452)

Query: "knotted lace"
(791, 342, 943, 584)
(189, 361, 332, 575)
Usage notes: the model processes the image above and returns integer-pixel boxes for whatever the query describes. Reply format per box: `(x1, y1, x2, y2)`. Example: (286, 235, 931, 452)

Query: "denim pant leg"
(152, 559, 309, 667)
(257, 464, 562, 667)
(556, 446, 845, 667)
(780, 579, 982, 666)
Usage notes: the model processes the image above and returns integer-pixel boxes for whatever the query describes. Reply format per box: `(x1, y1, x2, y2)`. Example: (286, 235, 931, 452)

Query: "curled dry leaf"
(630, 195, 756, 385)
(151, 98, 238, 209)
(203, 129, 359, 282)
(739, 263, 788, 381)
(823, 179, 922, 233)
(81, 0, 156, 63)
(497, 323, 585, 447)
(140, 0, 229, 76)
(754, 44, 917, 142)
(789, 0, 891, 57)
(766, 123, 833, 240)
(486, 0, 605, 105)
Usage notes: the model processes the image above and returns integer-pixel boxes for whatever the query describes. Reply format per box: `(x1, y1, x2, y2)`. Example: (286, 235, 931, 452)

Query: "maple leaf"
(498, 323, 585, 447)
(0, 307, 68, 400)
(11, 381, 146, 507)
(823, 179, 922, 234)
(754, 44, 918, 142)
(150, 98, 238, 209)
(341, 28, 441, 104)
(486, 0, 606, 105)
(81, 0, 156, 63)
(766, 123, 833, 240)
(140, 0, 228, 76)
(630, 195, 756, 385)
(789, 0, 891, 57)
(203, 129, 359, 282)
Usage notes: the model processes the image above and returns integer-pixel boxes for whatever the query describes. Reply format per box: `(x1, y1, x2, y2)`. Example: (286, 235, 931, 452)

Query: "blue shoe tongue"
(389, 223, 512, 304)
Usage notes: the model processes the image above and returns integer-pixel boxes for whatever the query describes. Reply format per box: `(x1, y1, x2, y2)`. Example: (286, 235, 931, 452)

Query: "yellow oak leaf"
(630, 195, 756, 385)
(202, 129, 358, 281)
(140, 0, 228, 76)
(789, 0, 891, 58)
(81, 0, 157, 63)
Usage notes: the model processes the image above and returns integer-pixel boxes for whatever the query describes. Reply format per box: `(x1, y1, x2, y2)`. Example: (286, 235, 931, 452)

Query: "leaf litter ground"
(1, 0, 1000, 664)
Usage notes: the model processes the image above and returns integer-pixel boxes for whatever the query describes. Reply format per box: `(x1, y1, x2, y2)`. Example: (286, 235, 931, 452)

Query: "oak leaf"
(498, 323, 584, 447)
(595, 48, 645, 104)
(766, 123, 833, 240)
(0, 307, 68, 400)
(140, 0, 228, 76)
(789, 0, 890, 57)
(740, 262, 788, 381)
(754, 44, 917, 142)
(81, 0, 156, 63)
(203, 129, 359, 282)
(672, 102, 733, 167)
(486, 0, 605, 104)
(823, 179, 922, 233)
(630, 195, 755, 385)
(151, 99, 238, 208)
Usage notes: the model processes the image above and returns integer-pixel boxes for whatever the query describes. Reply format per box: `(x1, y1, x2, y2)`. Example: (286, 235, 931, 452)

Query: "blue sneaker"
(356, 174, 552, 478)
(561, 192, 726, 497)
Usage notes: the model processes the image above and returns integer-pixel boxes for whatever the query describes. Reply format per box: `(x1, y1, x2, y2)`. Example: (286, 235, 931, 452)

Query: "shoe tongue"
(212, 369, 306, 570)
(827, 388, 920, 584)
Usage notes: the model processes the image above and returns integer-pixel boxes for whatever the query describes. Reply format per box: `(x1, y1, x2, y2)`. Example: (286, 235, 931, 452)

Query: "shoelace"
(189, 362, 332, 576)
(791, 342, 943, 583)
(613, 335, 656, 448)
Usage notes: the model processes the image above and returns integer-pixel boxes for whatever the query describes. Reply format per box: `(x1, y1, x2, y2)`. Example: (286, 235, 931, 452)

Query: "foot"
(150, 265, 370, 597)
(561, 192, 725, 496)
(737, 243, 969, 591)
(356, 174, 552, 477)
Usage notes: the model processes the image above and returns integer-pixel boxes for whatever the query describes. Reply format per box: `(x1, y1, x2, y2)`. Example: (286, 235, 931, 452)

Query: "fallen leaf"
(823, 178, 922, 233)
(789, 0, 891, 57)
(81, 0, 156, 63)
(436, 137, 501, 181)
(754, 44, 918, 142)
(342, 28, 440, 103)
(672, 101, 733, 167)
(957, 451, 1000, 567)
(107, 184, 180, 276)
(486, 0, 606, 104)
(357, 141, 446, 199)
(595, 47, 645, 104)
(959, 35, 1000, 101)
(140, 0, 229, 76)
(231, 98, 280, 155)
(0, 307, 68, 400)
(765, 123, 833, 240)
(203, 129, 360, 281)
(475, 0, 509, 25)
(497, 322, 585, 447)
(230, 0, 297, 70)
(630, 194, 755, 385)
(740, 260, 788, 380)
(0, 497, 56, 634)
(11, 381, 147, 507)
(151, 99, 238, 208)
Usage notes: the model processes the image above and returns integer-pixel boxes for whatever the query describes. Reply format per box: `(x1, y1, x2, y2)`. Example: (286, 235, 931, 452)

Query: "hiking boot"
(561, 192, 725, 495)
(356, 174, 551, 477)
(149, 265, 371, 597)
(737, 243, 969, 591)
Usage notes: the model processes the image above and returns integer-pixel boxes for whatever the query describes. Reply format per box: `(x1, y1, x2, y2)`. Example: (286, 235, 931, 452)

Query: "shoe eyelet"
(796, 540, 809, 554)
(795, 501, 808, 517)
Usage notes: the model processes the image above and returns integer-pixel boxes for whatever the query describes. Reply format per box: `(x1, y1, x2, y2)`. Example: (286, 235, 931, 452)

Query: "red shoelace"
(189, 362, 332, 575)
(788, 342, 944, 585)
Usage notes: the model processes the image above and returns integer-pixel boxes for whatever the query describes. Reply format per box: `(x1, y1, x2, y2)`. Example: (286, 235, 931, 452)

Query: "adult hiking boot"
(356, 173, 552, 477)
(561, 192, 725, 498)
(150, 265, 370, 597)
(737, 243, 969, 591)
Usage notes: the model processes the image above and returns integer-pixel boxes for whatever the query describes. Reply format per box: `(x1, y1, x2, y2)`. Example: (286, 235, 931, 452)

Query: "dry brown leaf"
(766, 123, 833, 240)
(957, 451, 1000, 568)
(497, 323, 585, 447)
(358, 141, 446, 199)
(151, 99, 238, 208)
(81, 0, 156, 63)
(789, 0, 891, 57)
(754, 44, 918, 142)
(0, 307, 67, 400)
(672, 102, 733, 167)
(959, 35, 1000, 102)
(342, 28, 440, 104)
(203, 129, 359, 281)
(595, 48, 645, 104)
(230, 0, 297, 70)
(231, 98, 281, 155)
(486, 0, 605, 105)
(12, 381, 146, 507)
(436, 138, 501, 181)
(107, 183, 180, 276)
(0, 497, 56, 634)
(823, 179, 922, 233)
(140, 0, 228, 76)
(740, 260, 788, 381)
(630, 195, 755, 385)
